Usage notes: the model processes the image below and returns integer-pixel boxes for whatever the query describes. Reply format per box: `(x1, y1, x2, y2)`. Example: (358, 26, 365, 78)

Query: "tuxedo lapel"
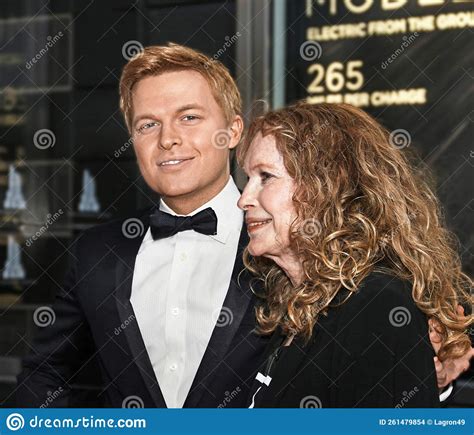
(113, 210, 167, 408)
(183, 227, 255, 407)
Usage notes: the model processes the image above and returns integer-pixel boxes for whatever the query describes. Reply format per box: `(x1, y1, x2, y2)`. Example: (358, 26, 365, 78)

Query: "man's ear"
(228, 115, 244, 150)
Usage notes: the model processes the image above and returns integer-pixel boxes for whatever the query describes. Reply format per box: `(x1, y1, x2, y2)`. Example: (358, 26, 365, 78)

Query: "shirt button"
(180, 253, 187, 261)
(171, 307, 179, 316)
(169, 364, 177, 371)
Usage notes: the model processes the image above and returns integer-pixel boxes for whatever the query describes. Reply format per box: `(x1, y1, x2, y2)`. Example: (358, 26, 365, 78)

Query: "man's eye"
(137, 122, 159, 134)
(182, 115, 200, 121)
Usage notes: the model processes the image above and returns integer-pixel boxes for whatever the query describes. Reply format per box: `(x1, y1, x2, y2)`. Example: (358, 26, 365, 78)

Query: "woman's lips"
(247, 219, 272, 233)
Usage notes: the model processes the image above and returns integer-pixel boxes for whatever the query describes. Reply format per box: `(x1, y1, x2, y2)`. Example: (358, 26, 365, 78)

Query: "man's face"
(131, 70, 242, 213)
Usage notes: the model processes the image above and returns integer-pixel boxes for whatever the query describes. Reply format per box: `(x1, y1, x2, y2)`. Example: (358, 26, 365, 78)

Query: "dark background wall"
(0, 0, 239, 406)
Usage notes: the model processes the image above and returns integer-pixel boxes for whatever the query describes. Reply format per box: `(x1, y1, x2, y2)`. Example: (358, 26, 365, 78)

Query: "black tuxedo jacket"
(248, 273, 440, 408)
(16, 209, 269, 407)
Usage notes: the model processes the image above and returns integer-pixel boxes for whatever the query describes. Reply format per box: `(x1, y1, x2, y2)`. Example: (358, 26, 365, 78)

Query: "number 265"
(307, 60, 364, 94)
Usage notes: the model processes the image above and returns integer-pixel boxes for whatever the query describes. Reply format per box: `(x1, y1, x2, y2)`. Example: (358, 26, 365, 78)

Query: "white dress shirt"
(130, 176, 243, 408)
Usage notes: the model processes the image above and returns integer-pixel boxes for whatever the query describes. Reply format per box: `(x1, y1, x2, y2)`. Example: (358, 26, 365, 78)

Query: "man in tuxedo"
(15, 44, 269, 408)
(15, 43, 470, 408)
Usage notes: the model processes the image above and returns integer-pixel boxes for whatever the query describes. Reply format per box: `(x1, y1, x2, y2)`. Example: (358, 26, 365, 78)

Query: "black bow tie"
(149, 207, 218, 240)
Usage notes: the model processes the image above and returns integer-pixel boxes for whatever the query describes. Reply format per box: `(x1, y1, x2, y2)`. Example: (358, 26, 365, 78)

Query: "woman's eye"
(260, 171, 273, 183)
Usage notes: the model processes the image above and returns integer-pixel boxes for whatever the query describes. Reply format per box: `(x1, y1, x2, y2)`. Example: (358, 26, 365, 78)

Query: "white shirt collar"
(142, 176, 242, 247)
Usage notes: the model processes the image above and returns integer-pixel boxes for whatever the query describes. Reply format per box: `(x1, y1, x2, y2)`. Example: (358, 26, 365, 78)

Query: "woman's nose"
(237, 182, 257, 211)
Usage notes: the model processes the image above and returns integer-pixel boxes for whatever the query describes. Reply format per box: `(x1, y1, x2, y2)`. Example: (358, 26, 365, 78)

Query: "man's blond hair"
(119, 43, 242, 133)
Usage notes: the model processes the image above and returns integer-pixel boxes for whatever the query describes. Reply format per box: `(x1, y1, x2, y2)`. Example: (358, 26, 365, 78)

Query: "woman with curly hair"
(237, 102, 473, 408)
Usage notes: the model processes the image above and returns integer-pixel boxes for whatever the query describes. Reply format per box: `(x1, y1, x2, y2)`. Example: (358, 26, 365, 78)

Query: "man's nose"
(159, 124, 182, 150)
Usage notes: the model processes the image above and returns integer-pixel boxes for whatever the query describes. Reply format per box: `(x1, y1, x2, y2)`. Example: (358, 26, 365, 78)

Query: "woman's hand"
(429, 306, 473, 389)
(433, 349, 473, 388)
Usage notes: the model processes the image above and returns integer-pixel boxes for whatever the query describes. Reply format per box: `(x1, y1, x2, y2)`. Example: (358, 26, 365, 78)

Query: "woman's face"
(238, 133, 298, 261)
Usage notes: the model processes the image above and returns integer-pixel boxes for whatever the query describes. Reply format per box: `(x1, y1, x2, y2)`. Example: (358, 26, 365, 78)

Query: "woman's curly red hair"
(238, 102, 472, 361)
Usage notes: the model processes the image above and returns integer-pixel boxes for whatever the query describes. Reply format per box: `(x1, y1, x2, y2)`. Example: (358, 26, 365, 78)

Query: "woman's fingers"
(434, 347, 473, 388)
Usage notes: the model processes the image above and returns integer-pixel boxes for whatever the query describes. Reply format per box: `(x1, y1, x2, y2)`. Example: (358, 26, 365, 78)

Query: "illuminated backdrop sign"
(285, 0, 474, 273)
